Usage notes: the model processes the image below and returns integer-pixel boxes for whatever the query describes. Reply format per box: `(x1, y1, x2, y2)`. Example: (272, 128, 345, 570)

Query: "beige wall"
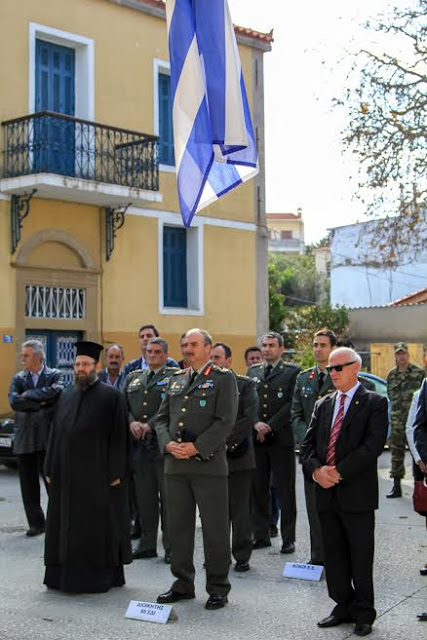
(370, 343, 425, 379)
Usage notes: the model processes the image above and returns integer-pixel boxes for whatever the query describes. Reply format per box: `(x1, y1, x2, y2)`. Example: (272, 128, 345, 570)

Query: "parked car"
(0, 418, 17, 469)
(358, 372, 388, 397)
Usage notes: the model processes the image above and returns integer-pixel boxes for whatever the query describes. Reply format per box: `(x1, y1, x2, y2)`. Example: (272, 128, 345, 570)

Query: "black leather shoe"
(252, 538, 271, 549)
(308, 558, 324, 566)
(386, 479, 402, 498)
(205, 594, 228, 610)
(354, 623, 372, 636)
(280, 541, 295, 554)
(317, 615, 351, 628)
(234, 560, 250, 572)
(26, 526, 45, 537)
(269, 525, 279, 538)
(420, 565, 427, 576)
(132, 547, 157, 559)
(157, 589, 195, 604)
(164, 552, 171, 565)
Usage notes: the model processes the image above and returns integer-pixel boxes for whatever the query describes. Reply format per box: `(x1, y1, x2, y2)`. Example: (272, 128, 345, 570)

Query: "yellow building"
(267, 210, 305, 255)
(0, 0, 272, 415)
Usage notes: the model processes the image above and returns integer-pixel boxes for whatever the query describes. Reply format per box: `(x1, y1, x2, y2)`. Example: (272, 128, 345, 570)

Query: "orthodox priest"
(44, 341, 132, 593)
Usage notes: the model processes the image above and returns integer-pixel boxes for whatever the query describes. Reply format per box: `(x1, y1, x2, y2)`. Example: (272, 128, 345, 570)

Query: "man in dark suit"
(414, 378, 427, 621)
(292, 328, 337, 565)
(247, 331, 301, 554)
(301, 347, 388, 637)
(155, 328, 238, 610)
(8, 340, 64, 536)
(211, 342, 258, 573)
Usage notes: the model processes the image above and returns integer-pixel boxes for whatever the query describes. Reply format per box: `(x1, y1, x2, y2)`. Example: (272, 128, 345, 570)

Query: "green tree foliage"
(267, 253, 349, 368)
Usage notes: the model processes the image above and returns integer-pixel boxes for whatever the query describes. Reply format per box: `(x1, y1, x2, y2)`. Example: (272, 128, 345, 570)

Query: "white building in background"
(266, 210, 305, 255)
(330, 216, 427, 308)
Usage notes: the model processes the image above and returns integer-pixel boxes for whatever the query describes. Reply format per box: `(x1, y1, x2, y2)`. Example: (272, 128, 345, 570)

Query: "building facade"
(330, 216, 427, 308)
(0, 0, 272, 415)
(266, 210, 305, 255)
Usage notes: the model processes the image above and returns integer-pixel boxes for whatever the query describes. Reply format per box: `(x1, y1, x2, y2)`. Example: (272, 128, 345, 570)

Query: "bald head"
(327, 347, 361, 392)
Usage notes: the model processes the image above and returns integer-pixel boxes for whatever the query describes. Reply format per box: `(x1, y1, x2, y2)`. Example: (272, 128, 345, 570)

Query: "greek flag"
(166, 0, 259, 227)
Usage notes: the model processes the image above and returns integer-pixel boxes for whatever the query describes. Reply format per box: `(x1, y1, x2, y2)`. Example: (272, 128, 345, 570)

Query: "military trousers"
(134, 455, 169, 553)
(229, 469, 253, 563)
(252, 445, 296, 544)
(164, 473, 231, 597)
(388, 420, 407, 479)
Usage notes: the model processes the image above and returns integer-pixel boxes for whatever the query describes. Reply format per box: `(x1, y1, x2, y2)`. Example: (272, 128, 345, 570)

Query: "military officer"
(386, 342, 425, 498)
(211, 342, 258, 573)
(291, 328, 337, 565)
(123, 338, 178, 563)
(248, 331, 301, 554)
(155, 328, 238, 610)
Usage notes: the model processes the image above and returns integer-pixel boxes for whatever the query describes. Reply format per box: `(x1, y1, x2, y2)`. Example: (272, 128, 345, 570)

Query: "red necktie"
(326, 394, 347, 466)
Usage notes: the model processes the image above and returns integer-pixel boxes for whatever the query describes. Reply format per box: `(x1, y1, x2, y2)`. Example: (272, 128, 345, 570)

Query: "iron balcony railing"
(1, 111, 159, 191)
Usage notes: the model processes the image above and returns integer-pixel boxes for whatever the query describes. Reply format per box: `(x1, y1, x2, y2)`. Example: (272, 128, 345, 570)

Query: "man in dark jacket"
(8, 340, 64, 536)
(247, 331, 301, 554)
(301, 347, 388, 637)
(211, 342, 258, 573)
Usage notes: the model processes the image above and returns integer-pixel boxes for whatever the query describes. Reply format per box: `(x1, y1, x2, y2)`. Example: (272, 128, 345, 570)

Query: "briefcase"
(413, 476, 427, 514)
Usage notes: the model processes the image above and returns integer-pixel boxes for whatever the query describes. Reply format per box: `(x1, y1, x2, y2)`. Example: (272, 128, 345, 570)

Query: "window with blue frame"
(163, 226, 187, 307)
(158, 72, 175, 166)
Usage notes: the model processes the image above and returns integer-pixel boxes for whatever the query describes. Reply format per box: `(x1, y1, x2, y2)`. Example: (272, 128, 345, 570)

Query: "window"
(158, 216, 203, 315)
(281, 230, 293, 239)
(158, 72, 175, 166)
(163, 227, 187, 307)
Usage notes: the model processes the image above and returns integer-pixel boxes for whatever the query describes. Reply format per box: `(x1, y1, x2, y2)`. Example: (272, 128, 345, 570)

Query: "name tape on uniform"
(125, 600, 176, 624)
(283, 562, 324, 581)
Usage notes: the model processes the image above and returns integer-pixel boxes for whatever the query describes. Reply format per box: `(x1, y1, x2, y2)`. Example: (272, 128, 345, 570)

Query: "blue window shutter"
(35, 40, 76, 175)
(163, 227, 187, 307)
(158, 73, 175, 166)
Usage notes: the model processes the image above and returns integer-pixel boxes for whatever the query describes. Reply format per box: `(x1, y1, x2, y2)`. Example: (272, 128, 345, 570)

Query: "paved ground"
(0, 451, 426, 640)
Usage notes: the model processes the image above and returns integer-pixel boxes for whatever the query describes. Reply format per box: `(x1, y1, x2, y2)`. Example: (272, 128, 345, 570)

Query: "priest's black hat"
(74, 341, 103, 362)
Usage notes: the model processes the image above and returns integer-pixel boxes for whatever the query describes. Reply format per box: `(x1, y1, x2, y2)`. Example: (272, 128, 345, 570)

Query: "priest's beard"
(75, 370, 97, 389)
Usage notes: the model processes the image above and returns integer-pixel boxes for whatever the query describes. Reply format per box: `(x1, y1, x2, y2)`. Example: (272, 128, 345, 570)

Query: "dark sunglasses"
(326, 361, 357, 373)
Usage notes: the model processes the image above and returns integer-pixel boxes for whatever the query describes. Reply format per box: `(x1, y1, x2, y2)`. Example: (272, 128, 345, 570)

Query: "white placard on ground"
(125, 600, 175, 624)
(283, 562, 324, 581)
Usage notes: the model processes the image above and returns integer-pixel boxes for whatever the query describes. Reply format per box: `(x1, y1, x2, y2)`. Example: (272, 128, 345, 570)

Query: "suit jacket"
(227, 373, 257, 473)
(291, 367, 335, 445)
(155, 362, 238, 476)
(9, 366, 65, 454)
(414, 379, 427, 462)
(301, 385, 388, 513)
(247, 360, 301, 448)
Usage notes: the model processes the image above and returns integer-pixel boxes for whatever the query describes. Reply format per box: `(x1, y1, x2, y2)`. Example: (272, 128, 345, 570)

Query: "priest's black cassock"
(44, 379, 132, 593)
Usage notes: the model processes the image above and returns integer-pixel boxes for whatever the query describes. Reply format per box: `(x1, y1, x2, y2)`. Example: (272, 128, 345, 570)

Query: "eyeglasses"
(326, 361, 356, 373)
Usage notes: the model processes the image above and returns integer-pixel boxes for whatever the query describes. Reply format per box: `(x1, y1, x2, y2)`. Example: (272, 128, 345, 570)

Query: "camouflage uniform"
(387, 363, 424, 479)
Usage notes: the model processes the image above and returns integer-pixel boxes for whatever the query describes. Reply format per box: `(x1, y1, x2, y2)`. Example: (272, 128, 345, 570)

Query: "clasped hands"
(165, 441, 198, 459)
(254, 421, 271, 443)
(313, 466, 341, 489)
(130, 421, 151, 440)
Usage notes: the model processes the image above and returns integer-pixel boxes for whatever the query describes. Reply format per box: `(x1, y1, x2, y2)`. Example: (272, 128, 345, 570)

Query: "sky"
(228, 0, 396, 244)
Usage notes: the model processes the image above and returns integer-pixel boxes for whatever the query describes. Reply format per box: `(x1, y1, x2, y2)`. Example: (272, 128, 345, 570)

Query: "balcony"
(268, 237, 305, 255)
(0, 112, 161, 207)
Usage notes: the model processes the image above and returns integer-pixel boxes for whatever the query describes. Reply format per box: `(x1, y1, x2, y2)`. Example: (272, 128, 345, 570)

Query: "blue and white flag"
(166, 0, 259, 227)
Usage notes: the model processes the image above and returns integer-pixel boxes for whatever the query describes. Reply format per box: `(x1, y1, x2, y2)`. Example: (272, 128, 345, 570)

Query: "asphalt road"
(0, 451, 426, 640)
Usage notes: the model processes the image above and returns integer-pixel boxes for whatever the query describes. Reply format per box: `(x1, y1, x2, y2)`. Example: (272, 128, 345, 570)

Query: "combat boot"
(387, 478, 402, 498)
